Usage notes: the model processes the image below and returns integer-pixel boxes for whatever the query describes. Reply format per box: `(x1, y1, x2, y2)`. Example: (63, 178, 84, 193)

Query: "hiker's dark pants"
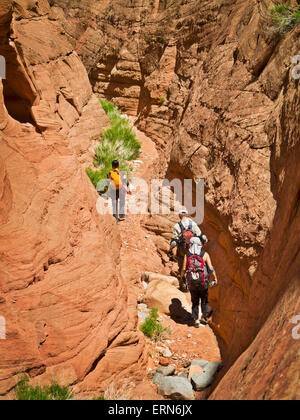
(110, 188, 126, 220)
(190, 287, 210, 320)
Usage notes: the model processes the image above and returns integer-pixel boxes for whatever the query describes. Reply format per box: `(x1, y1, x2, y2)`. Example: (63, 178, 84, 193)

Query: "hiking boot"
(118, 215, 126, 221)
(203, 309, 213, 319)
(194, 320, 200, 328)
(200, 315, 208, 325)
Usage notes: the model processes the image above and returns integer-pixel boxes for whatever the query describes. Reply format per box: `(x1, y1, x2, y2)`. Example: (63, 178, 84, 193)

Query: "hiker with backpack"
(183, 236, 218, 327)
(102, 160, 130, 222)
(168, 210, 208, 285)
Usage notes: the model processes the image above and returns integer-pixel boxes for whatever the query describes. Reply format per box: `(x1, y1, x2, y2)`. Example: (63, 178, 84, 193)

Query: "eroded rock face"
(1, 0, 299, 400)
(0, 1, 145, 398)
(51, 0, 300, 399)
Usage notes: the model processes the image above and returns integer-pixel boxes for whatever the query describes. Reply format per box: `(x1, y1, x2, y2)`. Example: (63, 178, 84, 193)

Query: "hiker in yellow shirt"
(104, 160, 130, 222)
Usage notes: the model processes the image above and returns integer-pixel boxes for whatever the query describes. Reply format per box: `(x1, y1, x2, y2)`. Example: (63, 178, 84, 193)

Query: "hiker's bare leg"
(177, 248, 186, 290)
(172, 246, 177, 259)
(180, 253, 187, 279)
(168, 241, 178, 260)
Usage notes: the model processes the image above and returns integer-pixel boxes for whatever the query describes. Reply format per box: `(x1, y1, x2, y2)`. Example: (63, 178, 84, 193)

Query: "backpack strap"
(179, 220, 193, 233)
(179, 221, 185, 233)
(200, 250, 206, 258)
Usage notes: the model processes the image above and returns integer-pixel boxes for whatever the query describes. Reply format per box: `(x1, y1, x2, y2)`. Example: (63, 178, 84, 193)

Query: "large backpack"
(186, 251, 209, 290)
(179, 220, 194, 251)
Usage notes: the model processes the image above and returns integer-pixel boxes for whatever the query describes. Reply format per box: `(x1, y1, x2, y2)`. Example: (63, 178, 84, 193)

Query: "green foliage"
(86, 167, 103, 188)
(93, 395, 105, 400)
(270, 2, 300, 32)
(86, 100, 141, 188)
(159, 97, 166, 105)
(15, 375, 73, 400)
(99, 99, 116, 116)
(140, 308, 171, 342)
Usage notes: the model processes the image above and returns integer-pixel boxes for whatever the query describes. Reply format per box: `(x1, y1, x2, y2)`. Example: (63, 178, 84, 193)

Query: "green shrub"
(86, 167, 103, 188)
(86, 100, 141, 188)
(93, 395, 105, 400)
(140, 308, 171, 342)
(15, 375, 73, 400)
(99, 99, 116, 117)
(159, 97, 166, 105)
(270, 2, 300, 32)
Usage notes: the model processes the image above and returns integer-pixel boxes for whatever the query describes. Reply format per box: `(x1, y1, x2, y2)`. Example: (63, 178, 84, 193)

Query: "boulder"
(152, 373, 164, 386)
(143, 279, 191, 317)
(191, 372, 213, 391)
(141, 272, 180, 289)
(157, 377, 195, 400)
(191, 360, 209, 368)
(204, 362, 222, 376)
(156, 365, 176, 376)
(191, 362, 222, 391)
(188, 365, 203, 382)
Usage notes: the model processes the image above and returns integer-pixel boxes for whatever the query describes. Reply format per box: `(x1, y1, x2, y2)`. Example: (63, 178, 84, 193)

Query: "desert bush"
(15, 375, 73, 400)
(86, 167, 103, 188)
(86, 100, 141, 188)
(140, 308, 171, 342)
(103, 380, 133, 400)
(270, 2, 300, 33)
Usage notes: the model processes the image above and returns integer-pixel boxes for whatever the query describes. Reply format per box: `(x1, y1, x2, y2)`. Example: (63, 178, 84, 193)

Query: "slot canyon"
(0, 0, 299, 401)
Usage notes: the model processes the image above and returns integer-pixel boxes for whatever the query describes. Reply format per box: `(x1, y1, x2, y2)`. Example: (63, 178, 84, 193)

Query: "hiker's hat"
(179, 209, 188, 215)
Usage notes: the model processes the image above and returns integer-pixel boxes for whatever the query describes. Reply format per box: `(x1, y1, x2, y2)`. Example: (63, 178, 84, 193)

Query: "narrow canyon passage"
(107, 119, 223, 399)
(0, 0, 299, 401)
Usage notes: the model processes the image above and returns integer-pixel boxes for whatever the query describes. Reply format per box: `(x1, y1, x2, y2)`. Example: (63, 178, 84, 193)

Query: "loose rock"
(188, 365, 203, 382)
(156, 365, 176, 376)
(191, 362, 222, 391)
(161, 347, 172, 358)
(159, 357, 170, 366)
(182, 360, 191, 368)
(157, 377, 195, 400)
(191, 359, 209, 368)
(152, 372, 164, 385)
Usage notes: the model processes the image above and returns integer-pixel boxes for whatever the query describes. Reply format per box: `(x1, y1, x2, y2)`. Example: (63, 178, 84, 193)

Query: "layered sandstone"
(0, 0, 299, 400)
(52, 0, 300, 399)
(0, 0, 146, 398)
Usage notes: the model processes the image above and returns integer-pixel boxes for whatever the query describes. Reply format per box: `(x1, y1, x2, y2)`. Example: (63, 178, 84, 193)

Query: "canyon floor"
(106, 120, 222, 400)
